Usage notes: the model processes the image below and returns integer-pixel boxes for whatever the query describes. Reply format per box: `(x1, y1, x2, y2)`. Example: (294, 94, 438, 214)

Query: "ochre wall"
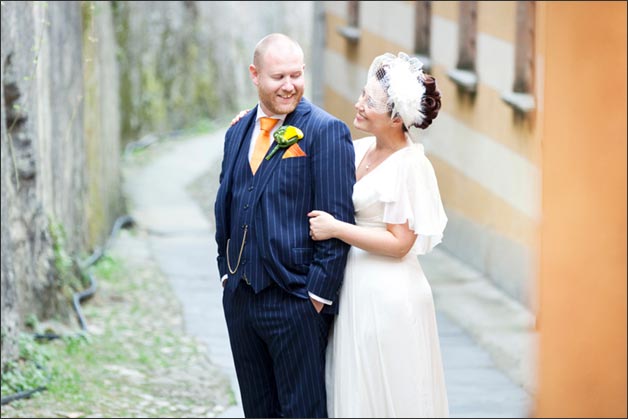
(324, 1, 541, 306)
(534, 2, 627, 417)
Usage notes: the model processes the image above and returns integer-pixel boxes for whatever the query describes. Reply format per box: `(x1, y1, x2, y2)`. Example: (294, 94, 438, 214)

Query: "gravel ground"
(1, 197, 232, 419)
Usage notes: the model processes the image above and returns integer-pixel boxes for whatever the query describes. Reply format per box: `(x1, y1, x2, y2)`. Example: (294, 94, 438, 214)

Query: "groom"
(214, 33, 355, 418)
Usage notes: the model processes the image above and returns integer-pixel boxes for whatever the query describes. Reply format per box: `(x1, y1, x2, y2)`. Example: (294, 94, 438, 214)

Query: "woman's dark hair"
(415, 74, 441, 130)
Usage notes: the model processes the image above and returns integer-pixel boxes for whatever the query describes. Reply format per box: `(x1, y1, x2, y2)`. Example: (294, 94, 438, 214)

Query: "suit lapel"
(223, 107, 257, 184)
(250, 99, 312, 208)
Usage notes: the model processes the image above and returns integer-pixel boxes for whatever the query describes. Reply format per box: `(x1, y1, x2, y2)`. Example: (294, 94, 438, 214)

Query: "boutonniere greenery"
(266, 125, 304, 160)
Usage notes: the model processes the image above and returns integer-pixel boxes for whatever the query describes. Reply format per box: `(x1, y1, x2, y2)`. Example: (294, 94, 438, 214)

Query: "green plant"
(24, 314, 39, 331)
(48, 218, 86, 295)
(62, 334, 89, 356)
(90, 254, 123, 283)
(1, 334, 52, 395)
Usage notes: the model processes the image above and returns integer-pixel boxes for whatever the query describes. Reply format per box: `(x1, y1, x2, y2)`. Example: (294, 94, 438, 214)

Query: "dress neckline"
(355, 136, 413, 184)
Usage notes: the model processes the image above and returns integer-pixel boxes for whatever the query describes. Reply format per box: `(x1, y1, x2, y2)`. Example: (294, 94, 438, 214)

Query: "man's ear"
(249, 64, 259, 86)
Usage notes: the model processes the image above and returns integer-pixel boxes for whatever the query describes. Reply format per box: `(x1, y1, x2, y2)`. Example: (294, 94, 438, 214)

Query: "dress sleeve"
(380, 145, 448, 255)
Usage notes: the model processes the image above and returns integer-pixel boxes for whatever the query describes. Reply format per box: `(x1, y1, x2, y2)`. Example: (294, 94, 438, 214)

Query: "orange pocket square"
(282, 143, 307, 159)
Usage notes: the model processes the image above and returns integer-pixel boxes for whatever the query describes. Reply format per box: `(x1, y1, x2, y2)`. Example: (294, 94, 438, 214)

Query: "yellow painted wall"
(432, 0, 458, 22)
(324, 2, 539, 245)
(324, 1, 541, 303)
(434, 0, 517, 42)
(478, 1, 516, 43)
(534, 2, 627, 417)
(325, 12, 405, 69)
(431, 63, 539, 164)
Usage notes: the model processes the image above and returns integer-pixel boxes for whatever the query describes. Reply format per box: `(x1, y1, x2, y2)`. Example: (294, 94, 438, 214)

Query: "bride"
(308, 52, 449, 418)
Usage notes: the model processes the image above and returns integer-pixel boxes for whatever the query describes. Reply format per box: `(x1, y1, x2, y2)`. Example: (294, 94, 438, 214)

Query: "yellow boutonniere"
(266, 126, 304, 160)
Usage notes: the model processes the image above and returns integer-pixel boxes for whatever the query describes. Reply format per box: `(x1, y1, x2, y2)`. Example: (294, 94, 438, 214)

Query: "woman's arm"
(308, 210, 417, 258)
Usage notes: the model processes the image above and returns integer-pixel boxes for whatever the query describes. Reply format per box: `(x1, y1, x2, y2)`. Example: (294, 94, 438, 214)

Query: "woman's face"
(353, 77, 392, 134)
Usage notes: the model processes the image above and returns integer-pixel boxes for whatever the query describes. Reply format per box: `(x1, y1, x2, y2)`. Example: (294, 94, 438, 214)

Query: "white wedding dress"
(326, 136, 449, 418)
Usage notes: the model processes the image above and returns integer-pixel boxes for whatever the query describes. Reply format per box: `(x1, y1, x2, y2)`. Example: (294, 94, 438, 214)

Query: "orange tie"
(250, 117, 279, 174)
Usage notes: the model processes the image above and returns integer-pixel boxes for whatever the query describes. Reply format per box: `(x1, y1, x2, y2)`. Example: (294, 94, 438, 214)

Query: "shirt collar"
(255, 105, 287, 125)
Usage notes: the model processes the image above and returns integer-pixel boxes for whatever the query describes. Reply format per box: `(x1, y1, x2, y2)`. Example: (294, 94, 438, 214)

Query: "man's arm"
(306, 118, 356, 302)
(214, 129, 234, 282)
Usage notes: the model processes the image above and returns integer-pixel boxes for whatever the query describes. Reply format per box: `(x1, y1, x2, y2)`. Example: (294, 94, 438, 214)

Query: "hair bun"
(414, 74, 441, 129)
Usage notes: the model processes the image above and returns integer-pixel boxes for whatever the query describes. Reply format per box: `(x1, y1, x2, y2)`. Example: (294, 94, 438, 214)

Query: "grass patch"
(1, 231, 232, 418)
(1, 334, 52, 396)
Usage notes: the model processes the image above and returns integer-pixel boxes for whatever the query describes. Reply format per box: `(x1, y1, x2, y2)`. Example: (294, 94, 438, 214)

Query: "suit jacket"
(214, 98, 355, 313)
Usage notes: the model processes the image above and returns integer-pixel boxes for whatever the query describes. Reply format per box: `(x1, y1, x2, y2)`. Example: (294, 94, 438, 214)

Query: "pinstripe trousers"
(223, 280, 333, 418)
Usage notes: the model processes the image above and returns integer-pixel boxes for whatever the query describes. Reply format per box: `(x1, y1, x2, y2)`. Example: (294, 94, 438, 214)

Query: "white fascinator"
(364, 52, 429, 136)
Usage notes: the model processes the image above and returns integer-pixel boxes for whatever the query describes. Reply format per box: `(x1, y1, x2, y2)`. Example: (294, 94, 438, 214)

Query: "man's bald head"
(253, 33, 304, 70)
(250, 33, 305, 115)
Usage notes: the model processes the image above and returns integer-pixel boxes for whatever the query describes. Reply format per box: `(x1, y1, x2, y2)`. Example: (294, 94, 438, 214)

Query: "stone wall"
(112, 1, 314, 142)
(1, 0, 314, 369)
(1, 1, 122, 368)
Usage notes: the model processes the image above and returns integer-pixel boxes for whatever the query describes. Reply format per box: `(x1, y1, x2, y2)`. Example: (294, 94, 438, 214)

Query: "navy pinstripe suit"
(214, 98, 355, 418)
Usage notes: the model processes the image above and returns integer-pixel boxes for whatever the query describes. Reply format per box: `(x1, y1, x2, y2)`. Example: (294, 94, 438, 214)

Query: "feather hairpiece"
(367, 52, 427, 131)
